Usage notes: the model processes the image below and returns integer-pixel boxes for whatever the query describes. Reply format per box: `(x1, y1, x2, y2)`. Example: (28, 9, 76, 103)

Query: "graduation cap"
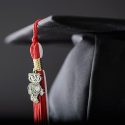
(5, 15, 125, 44)
(5, 16, 125, 124)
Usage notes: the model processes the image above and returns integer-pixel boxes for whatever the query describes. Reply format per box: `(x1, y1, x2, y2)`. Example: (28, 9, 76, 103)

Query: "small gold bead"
(33, 58, 42, 71)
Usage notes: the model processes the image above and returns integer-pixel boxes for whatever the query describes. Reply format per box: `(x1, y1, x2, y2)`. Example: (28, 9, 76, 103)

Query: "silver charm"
(28, 73, 44, 103)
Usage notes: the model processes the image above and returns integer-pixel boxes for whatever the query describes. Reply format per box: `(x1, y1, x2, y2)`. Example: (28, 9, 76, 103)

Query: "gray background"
(0, 0, 125, 120)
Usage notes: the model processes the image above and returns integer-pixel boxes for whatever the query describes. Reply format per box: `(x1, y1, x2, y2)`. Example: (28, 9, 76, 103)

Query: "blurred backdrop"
(0, 0, 125, 122)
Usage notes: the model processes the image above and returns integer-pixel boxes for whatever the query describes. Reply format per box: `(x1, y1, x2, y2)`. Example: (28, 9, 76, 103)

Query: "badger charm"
(28, 73, 44, 103)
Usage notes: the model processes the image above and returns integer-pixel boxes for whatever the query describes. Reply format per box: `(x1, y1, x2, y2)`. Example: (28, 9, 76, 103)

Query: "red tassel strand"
(30, 20, 48, 125)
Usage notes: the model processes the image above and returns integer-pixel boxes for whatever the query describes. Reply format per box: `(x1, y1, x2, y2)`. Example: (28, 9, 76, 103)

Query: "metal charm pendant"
(28, 73, 44, 103)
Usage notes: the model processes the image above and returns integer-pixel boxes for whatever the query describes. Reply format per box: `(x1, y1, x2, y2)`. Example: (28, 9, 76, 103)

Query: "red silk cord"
(30, 20, 41, 59)
(30, 20, 48, 125)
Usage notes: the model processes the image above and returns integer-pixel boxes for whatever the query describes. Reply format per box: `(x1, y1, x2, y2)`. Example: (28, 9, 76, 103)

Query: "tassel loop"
(32, 19, 40, 43)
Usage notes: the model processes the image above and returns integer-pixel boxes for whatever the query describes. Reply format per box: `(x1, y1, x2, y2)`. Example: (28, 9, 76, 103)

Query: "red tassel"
(30, 20, 48, 125)
(33, 70, 48, 125)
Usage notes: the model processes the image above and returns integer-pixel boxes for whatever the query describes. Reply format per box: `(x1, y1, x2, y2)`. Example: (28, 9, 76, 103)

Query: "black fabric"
(49, 38, 95, 122)
(49, 32, 125, 124)
(5, 16, 125, 124)
(88, 34, 125, 124)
